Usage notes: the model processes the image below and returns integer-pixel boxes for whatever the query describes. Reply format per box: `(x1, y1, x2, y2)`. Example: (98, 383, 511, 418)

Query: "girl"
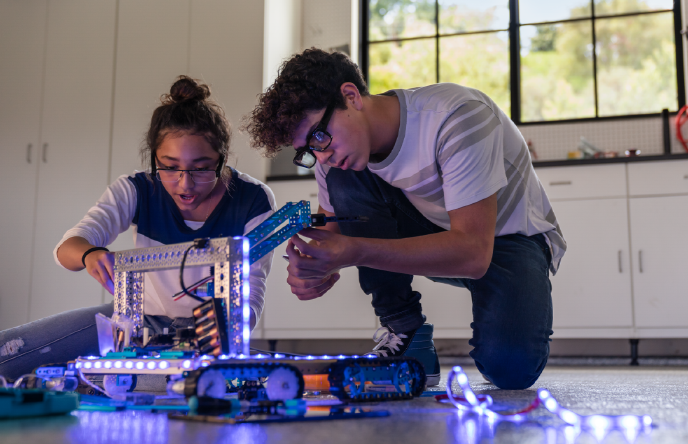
(0, 76, 275, 380)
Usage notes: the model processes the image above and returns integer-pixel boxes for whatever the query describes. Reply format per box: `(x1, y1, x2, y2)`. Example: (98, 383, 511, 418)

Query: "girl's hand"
(84, 250, 115, 294)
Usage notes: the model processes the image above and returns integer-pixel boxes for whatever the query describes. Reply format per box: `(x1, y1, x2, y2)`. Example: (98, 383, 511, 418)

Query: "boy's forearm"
(353, 230, 493, 279)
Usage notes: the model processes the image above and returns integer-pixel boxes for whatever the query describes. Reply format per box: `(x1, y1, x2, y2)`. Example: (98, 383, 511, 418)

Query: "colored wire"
(444, 366, 653, 433)
(173, 275, 214, 301)
(675, 105, 688, 152)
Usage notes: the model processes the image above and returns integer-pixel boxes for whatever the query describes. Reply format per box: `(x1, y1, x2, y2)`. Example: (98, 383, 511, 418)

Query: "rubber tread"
(327, 357, 427, 402)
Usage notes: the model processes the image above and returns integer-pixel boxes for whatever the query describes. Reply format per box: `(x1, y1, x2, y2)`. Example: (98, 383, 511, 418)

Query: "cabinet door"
(109, 0, 190, 182)
(630, 196, 688, 328)
(189, 0, 266, 182)
(549, 198, 633, 329)
(0, 0, 47, 329)
(262, 180, 377, 337)
(29, 0, 117, 321)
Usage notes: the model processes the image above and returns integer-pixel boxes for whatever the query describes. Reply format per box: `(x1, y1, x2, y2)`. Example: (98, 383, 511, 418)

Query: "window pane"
(520, 0, 591, 24)
(439, 32, 510, 116)
(368, 39, 437, 94)
(520, 22, 595, 121)
(438, 0, 509, 34)
(596, 13, 678, 116)
(594, 0, 673, 16)
(369, 0, 436, 41)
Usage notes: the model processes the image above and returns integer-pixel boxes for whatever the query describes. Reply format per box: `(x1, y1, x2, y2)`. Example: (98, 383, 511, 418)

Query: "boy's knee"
(472, 343, 549, 390)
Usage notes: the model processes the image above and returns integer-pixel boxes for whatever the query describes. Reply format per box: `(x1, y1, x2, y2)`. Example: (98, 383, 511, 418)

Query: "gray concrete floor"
(1, 363, 687, 444)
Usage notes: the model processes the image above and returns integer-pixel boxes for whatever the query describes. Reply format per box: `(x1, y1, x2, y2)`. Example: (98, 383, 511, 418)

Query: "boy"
(244, 49, 565, 389)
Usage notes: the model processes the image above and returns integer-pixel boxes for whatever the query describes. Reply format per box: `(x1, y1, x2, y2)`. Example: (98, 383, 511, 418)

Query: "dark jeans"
(327, 168, 553, 390)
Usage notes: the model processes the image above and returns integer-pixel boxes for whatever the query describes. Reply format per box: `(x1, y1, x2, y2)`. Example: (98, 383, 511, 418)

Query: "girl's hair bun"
(166, 75, 211, 103)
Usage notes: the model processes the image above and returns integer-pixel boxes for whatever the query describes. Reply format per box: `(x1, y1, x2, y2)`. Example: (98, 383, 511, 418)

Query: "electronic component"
(0, 388, 79, 418)
(193, 298, 230, 356)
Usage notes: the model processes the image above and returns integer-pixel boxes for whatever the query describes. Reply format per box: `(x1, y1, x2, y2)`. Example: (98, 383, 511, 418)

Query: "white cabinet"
(0, 0, 47, 330)
(629, 196, 688, 330)
(548, 199, 633, 330)
(28, 0, 117, 321)
(627, 160, 688, 333)
(538, 164, 635, 337)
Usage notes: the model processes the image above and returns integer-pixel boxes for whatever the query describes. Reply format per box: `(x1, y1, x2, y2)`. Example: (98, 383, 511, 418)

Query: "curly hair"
(242, 48, 369, 157)
(141, 75, 233, 186)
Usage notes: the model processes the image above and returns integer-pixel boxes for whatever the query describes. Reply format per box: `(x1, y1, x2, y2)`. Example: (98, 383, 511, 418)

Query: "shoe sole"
(426, 374, 440, 387)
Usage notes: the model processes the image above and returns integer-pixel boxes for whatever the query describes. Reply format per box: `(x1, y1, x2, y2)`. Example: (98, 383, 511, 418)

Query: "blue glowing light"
(75, 362, 82, 369)
(146, 361, 156, 370)
(94, 361, 102, 369)
(114, 361, 123, 369)
(104, 361, 112, 369)
(84, 362, 93, 369)
(125, 361, 134, 369)
(159, 361, 169, 370)
(135, 362, 144, 370)
(274, 354, 285, 358)
(182, 360, 192, 369)
(445, 366, 653, 434)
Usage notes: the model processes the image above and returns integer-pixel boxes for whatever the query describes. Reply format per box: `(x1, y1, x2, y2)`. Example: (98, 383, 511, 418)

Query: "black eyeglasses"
(151, 154, 225, 183)
(293, 102, 335, 169)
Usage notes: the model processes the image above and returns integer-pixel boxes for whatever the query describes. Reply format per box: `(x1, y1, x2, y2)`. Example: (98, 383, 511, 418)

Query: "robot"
(41, 201, 427, 403)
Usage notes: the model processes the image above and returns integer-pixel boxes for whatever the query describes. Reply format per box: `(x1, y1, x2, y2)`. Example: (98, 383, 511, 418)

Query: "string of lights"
(445, 366, 653, 439)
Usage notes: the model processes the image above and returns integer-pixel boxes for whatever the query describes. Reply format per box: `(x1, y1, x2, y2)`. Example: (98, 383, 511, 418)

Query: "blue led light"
(75, 362, 82, 369)
(159, 361, 169, 370)
(182, 360, 192, 369)
(274, 354, 285, 358)
(104, 361, 112, 369)
(125, 361, 134, 369)
(114, 361, 123, 369)
(84, 362, 92, 369)
(446, 366, 653, 434)
(94, 361, 102, 369)
(146, 361, 156, 370)
(135, 362, 144, 370)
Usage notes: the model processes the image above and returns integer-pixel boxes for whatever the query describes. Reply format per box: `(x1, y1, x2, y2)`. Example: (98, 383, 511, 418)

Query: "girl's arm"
(54, 175, 137, 293)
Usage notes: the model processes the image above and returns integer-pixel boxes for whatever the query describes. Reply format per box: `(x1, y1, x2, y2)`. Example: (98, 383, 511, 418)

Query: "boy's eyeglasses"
(293, 102, 335, 169)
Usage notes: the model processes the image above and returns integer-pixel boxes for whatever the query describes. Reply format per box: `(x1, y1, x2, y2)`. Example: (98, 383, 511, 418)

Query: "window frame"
(360, 0, 686, 125)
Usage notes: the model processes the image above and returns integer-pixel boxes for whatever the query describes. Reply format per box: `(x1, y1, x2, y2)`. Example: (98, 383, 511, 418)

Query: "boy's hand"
(84, 250, 115, 294)
(285, 228, 357, 300)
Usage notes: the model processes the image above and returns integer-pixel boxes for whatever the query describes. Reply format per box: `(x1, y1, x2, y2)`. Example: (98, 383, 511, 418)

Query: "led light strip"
(446, 366, 652, 434)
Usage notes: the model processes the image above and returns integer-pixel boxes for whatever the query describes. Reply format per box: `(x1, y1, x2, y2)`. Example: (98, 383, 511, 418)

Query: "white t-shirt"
(316, 83, 566, 274)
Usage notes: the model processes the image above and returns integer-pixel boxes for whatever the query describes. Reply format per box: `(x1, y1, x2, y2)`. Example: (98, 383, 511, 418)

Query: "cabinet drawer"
(534, 164, 627, 200)
(627, 160, 688, 196)
(266, 179, 319, 209)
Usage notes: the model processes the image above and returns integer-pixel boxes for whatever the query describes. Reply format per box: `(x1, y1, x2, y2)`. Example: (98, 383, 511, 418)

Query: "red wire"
(675, 105, 688, 153)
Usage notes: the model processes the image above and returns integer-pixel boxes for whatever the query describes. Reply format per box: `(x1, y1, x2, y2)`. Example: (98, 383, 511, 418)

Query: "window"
(362, 0, 685, 123)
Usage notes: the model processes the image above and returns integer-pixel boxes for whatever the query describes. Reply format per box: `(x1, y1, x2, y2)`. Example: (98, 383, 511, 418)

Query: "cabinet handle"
(638, 250, 643, 273)
(26, 144, 33, 163)
(549, 181, 572, 186)
(309, 193, 317, 197)
(42, 143, 48, 163)
(618, 250, 622, 273)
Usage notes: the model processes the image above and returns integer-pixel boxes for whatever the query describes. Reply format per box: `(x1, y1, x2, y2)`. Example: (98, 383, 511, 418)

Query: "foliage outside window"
(365, 0, 682, 123)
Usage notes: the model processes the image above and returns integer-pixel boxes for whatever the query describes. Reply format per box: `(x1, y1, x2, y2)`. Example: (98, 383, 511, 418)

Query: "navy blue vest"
(128, 168, 272, 244)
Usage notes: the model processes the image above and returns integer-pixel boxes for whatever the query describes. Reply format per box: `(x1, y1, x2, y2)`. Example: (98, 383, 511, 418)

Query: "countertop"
(266, 153, 688, 182)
